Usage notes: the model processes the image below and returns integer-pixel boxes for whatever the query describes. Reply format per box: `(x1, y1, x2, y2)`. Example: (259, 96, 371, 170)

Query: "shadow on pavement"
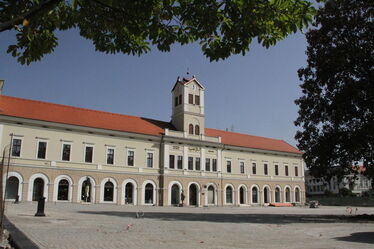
(77, 211, 374, 224)
(334, 232, 374, 244)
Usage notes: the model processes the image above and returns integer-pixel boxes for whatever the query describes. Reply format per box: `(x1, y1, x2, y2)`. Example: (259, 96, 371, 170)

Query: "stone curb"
(4, 217, 39, 249)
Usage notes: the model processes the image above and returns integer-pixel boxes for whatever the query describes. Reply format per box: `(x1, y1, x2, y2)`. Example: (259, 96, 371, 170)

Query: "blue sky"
(0, 28, 308, 147)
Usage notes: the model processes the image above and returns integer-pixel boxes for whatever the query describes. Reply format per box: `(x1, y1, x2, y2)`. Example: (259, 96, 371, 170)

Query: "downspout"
(158, 134, 165, 206)
(221, 144, 226, 207)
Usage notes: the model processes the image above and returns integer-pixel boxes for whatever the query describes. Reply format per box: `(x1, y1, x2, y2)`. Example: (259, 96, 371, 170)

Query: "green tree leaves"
(295, 0, 374, 180)
(1, 0, 315, 64)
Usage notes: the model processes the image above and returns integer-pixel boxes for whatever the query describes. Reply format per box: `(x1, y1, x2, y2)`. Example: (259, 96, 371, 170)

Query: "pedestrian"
(180, 190, 185, 207)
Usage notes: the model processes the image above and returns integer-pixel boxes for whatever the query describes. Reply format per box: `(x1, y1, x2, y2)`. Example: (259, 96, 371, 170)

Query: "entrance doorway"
(125, 182, 134, 204)
(207, 186, 215, 204)
(32, 178, 44, 201)
(81, 178, 92, 202)
(5, 176, 19, 199)
(239, 186, 245, 204)
(264, 187, 270, 204)
(57, 179, 69, 201)
(189, 184, 198, 206)
(104, 181, 114, 202)
(171, 184, 180, 206)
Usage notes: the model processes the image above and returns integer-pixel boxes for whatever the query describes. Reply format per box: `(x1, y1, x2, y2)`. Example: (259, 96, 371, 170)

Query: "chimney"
(0, 80, 4, 95)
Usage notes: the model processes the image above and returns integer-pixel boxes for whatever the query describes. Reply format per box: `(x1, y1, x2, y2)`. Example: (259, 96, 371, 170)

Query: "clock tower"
(171, 76, 205, 136)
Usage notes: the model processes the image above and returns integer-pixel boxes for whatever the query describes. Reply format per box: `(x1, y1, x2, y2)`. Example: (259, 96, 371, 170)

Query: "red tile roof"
(0, 95, 173, 136)
(0, 95, 302, 154)
(353, 165, 366, 173)
(205, 128, 302, 154)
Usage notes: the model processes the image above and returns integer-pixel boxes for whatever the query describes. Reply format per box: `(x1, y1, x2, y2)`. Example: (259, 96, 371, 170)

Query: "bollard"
(35, 197, 46, 217)
(14, 195, 19, 204)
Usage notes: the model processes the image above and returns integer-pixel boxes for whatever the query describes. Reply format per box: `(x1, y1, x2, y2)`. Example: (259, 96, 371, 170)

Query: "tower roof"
(171, 76, 205, 92)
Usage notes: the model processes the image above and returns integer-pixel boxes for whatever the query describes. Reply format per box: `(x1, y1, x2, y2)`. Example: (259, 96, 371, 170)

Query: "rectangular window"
(11, 138, 22, 157)
(240, 161, 245, 174)
(175, 97, 178, 106)
(107, 148, 114, 164)
(212, 159, 217, 172)
(178, 95, 182, 105)
(195, 157, 201, 170)
(295, 166, 299, 176)
(227, 160, 232, 173)
(252, 163, 257, 174)
(285, 165, 289, 176)
(195, 95, 200, 105)
(147, 152, 153, 168)
(127, 150, 134, 166)
(177, 155, 183, 169)
(205, 158, 211, 171)
(188, 94, 193, 104)
(85, 146, 93, 163)
(275, 165, 279, 176)
(188, 157, 193, 170)
(169, 155, 175, 169)
(62, 144, 71, 161)
(264, 163, 268, 175)
(37, 141, 47, 159)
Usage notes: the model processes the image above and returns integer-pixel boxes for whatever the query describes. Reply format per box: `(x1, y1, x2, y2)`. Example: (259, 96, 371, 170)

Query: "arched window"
(285, 187, 291, 202)
(275, 187, 281, 203)
(252, 187, 258, 204)
(104, 181, 114, 202)
(57, 179, 69, 201)
(295, 188, 300, 202)
(226, 186, 233, 204)
(189, 124, 194, 134)
(195, 125, 200, 135)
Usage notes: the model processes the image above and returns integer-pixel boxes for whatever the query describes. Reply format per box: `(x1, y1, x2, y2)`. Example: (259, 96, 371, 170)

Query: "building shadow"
(334, 232, 374, 244)
(77, 211, 373, 225)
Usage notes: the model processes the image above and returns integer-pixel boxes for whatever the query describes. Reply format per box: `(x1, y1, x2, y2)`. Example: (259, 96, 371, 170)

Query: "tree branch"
(0, 0, 63, 32)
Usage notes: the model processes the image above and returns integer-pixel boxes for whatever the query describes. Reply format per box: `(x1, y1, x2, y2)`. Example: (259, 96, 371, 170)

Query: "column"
(200, 89, 204, 115)
(184, 86, 188, 112)
(301, 159, 305, 177)
(183, 146, 188, 170)
(200, 148, 205, 171)
(164, 144, 169, 169)
(217, 149, 222, 172)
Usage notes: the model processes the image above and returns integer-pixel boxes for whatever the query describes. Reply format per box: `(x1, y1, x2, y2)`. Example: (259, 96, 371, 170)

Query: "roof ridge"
(206, 127, 284, 142)
(1, 95, 169, 124)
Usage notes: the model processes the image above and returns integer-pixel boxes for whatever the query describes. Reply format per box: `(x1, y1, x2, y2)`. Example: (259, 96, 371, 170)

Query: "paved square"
(4, 202, 374, 249)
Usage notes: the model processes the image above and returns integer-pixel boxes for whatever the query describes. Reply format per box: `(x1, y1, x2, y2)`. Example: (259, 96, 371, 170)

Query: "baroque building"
(1, 77, 305, 206)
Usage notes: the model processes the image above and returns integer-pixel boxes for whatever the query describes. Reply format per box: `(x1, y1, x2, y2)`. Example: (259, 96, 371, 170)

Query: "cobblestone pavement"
(5, 202, 374, 249)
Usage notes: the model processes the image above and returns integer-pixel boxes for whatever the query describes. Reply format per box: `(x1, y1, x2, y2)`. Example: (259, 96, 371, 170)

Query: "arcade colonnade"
(3, 171, 304, 206)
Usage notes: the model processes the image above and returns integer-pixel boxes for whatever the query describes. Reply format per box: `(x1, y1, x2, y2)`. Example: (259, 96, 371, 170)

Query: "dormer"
(171, 76, 205, 136)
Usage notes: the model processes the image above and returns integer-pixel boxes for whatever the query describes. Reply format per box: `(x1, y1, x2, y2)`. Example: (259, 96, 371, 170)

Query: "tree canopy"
(0, 0, 315, 64)
(295, 0, 373, 180)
